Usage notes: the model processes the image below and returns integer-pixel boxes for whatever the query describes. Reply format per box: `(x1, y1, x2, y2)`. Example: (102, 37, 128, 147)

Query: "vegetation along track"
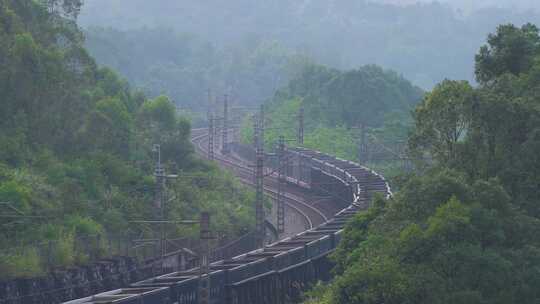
(64, 128, 391, 304)
(191, 128, 327, 230)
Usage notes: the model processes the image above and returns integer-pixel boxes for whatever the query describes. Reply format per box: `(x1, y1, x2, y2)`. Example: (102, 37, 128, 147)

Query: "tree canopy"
(244, 63, 422, 179)
(475, 23, 540, 83)
(0, 0, 254, 278)
(306, 22, 540, 304)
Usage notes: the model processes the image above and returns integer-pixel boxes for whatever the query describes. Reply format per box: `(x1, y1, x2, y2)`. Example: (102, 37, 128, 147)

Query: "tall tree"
(410, 80, 473, 166)
(475, 23, 540, 84)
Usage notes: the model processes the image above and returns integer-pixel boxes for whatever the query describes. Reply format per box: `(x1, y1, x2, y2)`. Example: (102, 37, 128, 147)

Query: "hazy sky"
(380, 0, 540, 12)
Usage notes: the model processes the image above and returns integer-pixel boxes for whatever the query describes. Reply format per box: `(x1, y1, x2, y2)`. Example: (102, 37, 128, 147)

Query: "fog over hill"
(79, 0, 540, 108)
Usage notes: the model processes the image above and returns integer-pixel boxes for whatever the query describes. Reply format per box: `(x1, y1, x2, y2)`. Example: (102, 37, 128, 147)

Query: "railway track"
(65, 128, 391, 304)
(191, 129, 327, 231)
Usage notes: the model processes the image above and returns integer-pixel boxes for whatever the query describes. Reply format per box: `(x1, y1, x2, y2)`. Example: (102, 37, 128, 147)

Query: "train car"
(63, 287, 170, 304)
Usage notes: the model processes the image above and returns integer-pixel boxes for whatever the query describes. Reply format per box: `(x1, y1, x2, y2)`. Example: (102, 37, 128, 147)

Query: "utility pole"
(208, 114, 214, 161)
(153, 144, 164, 210)
(277, 135, 286, 234)
(151, 145, 178, 272)
(295, 106, 303, 184)
(222, 94, 229, 154)
(133, 210, 210, 304)
(214, 99, 221, 151)
(198, 212, 211, 304)
(252, 114, 259, 151)
(152, 144, 166, 265)
(254, 106, 265, 246)
(207, 90, 214, 161)
(297, 107, 304, 145)
(259, 104, 265, 151)
(358, 124, 368, 165)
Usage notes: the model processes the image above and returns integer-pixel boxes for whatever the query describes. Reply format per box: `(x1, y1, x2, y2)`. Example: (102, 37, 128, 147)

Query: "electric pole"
(277, 135, 286, 234)
(152, 144, 166, 265)
(252, 114, 259, 151)
(259, 105, 265, 151)
(151, 144, 179, 271)
(207, 90, 214, 161)
(153, 144, 164, 210)
(359, 124, 368, 165)
(296, 107, 305, 183)
(254, 106, 265, 246)
(199, 212, 211, 304)
(298, 107, 304, 145)
(208, 113, 214, 161)
(222, 94, 229, 154)
(214, 105, 220, 151)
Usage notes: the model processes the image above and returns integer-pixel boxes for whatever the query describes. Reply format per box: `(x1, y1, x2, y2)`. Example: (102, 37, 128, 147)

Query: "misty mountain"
(80, 1, 540, 100)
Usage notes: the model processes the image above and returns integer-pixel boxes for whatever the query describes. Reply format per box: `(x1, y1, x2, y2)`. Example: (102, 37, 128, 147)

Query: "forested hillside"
(0, 0, 253, 278)
(6, 1, 540, 302)
(305, 23, 540, 304)
(80, 0, 540, 92)
(246, 64, 422, 176)
(84, 27, 309, 111)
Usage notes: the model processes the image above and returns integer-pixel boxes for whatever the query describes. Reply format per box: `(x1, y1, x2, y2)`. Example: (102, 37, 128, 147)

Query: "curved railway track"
(191, 129, 327, 230)
(65, 128, 392, 304)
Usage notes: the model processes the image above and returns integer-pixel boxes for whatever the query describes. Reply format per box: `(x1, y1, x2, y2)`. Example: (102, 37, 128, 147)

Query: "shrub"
(65, 215, 103, 236)
(50, 234, 75, 268)
(0, 179, 32, 212)
(0, 248, 44, 279)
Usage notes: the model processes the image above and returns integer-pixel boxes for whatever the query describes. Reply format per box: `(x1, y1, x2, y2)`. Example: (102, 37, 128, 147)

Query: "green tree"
(0, 0, 256, 278)
(310, 22, 540, 304)
(475, 23, 540, 84)
(82, 97, 133, 156)
(320, 171, 540, 304)
(410, 80, 473, 166)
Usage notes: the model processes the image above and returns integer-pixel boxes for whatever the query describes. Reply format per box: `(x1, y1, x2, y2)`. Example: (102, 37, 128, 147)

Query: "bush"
(0, 179, 32, 212)
(0, 248, 44, 279)
(65, 215, 103, 236)
(50, 234, 76, 268)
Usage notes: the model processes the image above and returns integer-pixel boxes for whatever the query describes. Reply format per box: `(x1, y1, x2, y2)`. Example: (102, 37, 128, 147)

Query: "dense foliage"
(306, 23, 540, 304)
(0, 0, 253, 278)
(242, 64, 422, 174)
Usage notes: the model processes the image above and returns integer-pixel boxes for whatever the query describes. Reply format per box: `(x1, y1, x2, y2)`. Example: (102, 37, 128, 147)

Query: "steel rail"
(62, 127, 392, 304)
(191, 130, 327, 228)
